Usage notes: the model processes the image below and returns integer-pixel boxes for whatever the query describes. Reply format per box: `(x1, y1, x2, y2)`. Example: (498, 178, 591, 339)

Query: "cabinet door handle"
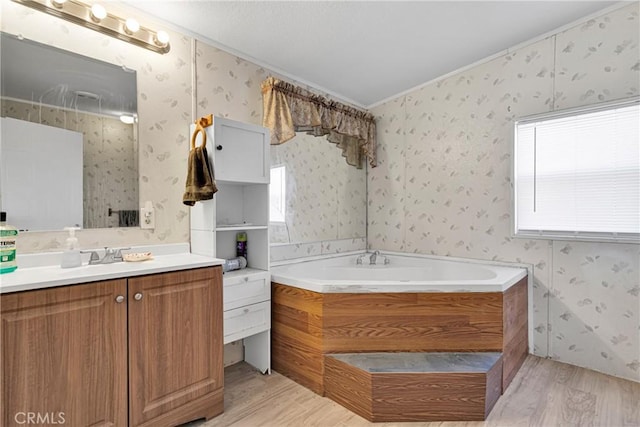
(115, 295, 125, 303)
(216, 145, 223, 151)
(134, 292, 143, 301)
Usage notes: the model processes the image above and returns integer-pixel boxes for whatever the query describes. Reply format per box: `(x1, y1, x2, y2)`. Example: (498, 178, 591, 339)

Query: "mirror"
(0, 32, 139, 231)
(269, 132, 367, 244)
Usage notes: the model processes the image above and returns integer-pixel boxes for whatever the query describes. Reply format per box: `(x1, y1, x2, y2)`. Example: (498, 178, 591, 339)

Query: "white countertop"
(0, 244, 224, 294)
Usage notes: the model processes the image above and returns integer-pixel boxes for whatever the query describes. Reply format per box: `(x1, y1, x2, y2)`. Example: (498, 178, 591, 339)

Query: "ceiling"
(122, 1, 616, 108)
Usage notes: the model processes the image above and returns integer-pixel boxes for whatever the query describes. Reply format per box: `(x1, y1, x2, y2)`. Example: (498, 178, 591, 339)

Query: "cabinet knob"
(244, 308, 250, 314)
(244, 277, 249, 282)
(134, 292, 143, 301)
(115, 295, 125, 303)
(216, 145, 223, 151)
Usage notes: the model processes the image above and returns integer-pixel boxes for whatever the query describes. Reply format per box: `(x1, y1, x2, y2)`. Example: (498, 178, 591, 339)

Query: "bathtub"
(270, 251, 531, 398)
(270, 252, 527, 293)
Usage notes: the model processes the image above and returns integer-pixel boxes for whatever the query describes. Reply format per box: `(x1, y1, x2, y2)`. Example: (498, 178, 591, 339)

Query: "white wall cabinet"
(190, 116, 271, 374)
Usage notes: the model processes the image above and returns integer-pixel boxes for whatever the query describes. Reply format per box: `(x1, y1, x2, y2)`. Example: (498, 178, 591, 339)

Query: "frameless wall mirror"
(269, 133, 367, 245)
(0, 32, 139, 232)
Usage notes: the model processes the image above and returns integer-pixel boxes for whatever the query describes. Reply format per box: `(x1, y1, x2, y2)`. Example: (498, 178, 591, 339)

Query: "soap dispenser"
(61, 227, 82, 268)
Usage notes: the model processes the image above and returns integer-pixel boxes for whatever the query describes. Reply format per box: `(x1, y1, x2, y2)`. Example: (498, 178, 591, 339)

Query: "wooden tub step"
(324, 352, 503, 422)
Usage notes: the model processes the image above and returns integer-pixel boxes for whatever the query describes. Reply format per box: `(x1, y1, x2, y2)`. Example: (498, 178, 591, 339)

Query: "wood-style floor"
(187, 355, 639, 427)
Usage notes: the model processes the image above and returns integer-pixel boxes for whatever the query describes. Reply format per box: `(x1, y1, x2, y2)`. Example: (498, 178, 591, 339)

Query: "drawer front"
(223, 301, 270, 344)
(223, 271, 270, 311)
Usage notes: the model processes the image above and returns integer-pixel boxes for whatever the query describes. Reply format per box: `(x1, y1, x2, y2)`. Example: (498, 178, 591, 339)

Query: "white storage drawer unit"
(223, 271, 270, 311)
(223, 301, 271, 345)
(190, 116, 271, 374)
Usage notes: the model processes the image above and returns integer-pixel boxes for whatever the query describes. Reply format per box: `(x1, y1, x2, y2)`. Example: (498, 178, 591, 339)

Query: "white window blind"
(514, 100, 640, 242)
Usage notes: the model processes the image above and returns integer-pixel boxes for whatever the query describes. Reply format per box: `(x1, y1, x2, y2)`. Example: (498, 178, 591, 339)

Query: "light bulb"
(119, 115, 135, 125)
(90, 4, 106, 22)
(154, 30, 170, 47)
(124, 18, 140, 34)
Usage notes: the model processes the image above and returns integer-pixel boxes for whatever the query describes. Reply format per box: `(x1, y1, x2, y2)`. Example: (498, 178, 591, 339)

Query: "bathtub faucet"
(369, 250, 380, 265)
(355, 254, 366, 265)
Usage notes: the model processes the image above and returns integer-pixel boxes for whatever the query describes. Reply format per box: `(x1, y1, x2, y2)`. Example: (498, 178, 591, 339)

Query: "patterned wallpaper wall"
(2, 0, 363, 253)
(194, 42, 366, 245)
(1, 99, 137, 229)
(2, 0, 192, 251)
(369, 3, 639, 382)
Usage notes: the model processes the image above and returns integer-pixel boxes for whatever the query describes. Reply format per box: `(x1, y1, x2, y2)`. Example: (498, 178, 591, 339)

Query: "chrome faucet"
(81, 247, 130, 265)
(356, 254, 366, 265)
(369, 250, 380, 265)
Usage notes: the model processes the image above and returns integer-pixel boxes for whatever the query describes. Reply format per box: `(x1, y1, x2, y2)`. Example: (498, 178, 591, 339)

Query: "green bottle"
(0, 212, 18, 274)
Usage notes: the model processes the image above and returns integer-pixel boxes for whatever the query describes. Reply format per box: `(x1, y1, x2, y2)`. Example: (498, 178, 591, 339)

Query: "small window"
(270, 166, 286, 223)
(514, 99, 639, 242)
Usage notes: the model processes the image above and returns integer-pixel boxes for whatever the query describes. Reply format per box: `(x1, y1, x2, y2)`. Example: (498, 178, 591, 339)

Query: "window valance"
(261, 77, 377, 169)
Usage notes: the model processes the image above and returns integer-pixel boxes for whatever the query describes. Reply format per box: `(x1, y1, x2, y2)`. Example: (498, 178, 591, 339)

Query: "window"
(269, 166, 286, 223)
(514, 99, 639, 242)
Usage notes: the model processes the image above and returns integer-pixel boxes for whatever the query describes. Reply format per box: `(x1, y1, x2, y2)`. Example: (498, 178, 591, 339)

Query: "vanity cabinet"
(0, 266, 223, 427)
(128, 267, 223, 426)
(190, 116, 271, 374)
(1, 279, 128, 427)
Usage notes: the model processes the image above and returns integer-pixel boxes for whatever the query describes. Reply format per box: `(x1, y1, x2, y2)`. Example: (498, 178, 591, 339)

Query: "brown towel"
(183, 146, 217, 206)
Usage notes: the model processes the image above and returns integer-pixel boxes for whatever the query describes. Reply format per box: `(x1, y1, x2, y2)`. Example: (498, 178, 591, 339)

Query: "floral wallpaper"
(369, 3, 639, 382)
(2, 0, 364, 253)
(1, 0, 192, 251)
(1, 99, 138, 229)
(194, 41, 366, 245)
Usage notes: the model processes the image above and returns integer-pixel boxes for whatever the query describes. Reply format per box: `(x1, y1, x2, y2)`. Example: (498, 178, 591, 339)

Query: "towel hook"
(190, 124, 206, 150)
(190, 114, 213, 150)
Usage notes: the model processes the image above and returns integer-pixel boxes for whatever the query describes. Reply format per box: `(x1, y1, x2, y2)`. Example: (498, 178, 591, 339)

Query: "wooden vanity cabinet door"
(0, 280, 128, 427)
(128, 266, 223, 427)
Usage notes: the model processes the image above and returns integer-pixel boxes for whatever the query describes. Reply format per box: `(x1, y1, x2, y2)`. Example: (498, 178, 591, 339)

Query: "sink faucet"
(369, 250, 380, 265)
(81, 247, 130, 265)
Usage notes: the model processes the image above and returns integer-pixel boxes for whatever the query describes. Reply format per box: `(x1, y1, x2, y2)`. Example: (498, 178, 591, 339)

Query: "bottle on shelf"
(236, 231, 247, 262)
(223, 256, 247, 272)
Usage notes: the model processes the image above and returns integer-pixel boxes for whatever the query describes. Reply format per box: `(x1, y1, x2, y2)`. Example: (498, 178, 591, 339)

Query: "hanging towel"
(118, 210, 139, 227)
(183, 121, 217, 206)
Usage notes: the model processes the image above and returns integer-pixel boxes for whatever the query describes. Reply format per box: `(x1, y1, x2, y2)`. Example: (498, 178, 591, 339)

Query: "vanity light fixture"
(11, 0, 171, 54)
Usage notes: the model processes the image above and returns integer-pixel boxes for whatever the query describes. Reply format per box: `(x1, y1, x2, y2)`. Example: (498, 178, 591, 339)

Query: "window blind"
(514, 100, 639, 242)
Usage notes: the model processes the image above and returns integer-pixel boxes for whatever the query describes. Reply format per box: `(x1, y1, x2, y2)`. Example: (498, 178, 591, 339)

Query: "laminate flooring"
(186, 355, 640, 427)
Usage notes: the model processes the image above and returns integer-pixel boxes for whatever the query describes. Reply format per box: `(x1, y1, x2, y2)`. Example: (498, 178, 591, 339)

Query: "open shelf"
(216, 225, 268, 231)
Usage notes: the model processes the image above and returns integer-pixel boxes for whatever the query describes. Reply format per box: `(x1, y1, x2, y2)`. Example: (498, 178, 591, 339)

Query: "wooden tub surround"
(271, 276, 528, 422)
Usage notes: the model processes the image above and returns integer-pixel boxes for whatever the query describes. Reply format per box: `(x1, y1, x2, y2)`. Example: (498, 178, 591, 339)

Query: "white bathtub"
(270, 252, 528, 293)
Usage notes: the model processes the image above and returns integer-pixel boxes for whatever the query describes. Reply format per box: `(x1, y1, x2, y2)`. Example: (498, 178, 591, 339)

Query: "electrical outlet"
(140, 201, 155, 230)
